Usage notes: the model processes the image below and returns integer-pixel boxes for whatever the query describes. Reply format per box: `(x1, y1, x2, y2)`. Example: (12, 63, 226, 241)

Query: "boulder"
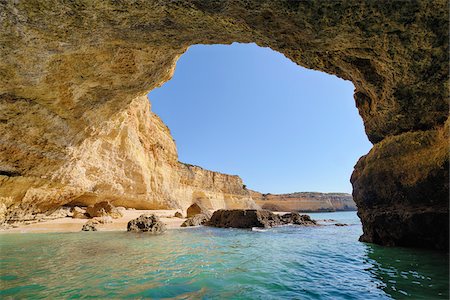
(280, 212, 317, 226)
(72, 206, 88, 219)
(208, 209, 283, 229)
(127, 214, 166, 234)
(181, 213, 209, 227)
(186, 202, 211, 218)
(82, 219, 99, 231)
(174, 211, 183, 218)
(86, 201, 123, 219)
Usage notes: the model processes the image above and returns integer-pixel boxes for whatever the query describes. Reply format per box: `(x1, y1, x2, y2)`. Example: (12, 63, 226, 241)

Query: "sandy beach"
(0, 210, 187, 234)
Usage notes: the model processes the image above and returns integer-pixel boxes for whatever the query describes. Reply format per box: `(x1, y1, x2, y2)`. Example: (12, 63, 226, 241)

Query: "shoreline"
(0, 209, 354, 234)
(0, 209, 187, 234)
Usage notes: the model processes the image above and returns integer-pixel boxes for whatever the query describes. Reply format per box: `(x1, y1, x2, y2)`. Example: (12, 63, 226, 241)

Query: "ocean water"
(0, 211, 448, 299)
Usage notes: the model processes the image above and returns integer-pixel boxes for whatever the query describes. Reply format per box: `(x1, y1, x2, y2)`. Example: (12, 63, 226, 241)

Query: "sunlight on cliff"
(149, 43, 372, 194)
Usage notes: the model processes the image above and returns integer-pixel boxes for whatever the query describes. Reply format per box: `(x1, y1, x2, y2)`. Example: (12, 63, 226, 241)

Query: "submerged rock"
(82, 220, 99, 231)
(127, 214, 166, 234)
(181, 213, 210, 227)
(86, 201, 123, 219)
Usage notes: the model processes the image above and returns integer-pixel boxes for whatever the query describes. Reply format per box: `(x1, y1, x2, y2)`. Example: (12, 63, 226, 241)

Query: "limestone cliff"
(0, 1, 448, 249)
(251, 191, 356, 212)
(0, 95, 257, 222)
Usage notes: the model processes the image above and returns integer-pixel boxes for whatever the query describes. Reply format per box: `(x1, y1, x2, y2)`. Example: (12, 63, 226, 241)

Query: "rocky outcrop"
(208, 209, 317, 228)
(208, 209, 283, 228)
(127, 214, 166, 234)
(186, 202, 210, 218)
(181, 214, 210, 227)
(85, 201, 123, 219)
(71, 207, 88, 219)
(251, 191, 356, 212)
(0, 1, 447, 249)
(0, 95, 258, 222)
(82, 220, 99, 232)
(280, 212, 317, 226)
(351, 124, 449, 250)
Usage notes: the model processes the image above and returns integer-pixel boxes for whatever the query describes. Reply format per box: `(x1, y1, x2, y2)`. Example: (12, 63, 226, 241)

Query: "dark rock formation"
(208, 209, 316, 229)
(127, 214, 166, 234)
(280, 212, 317, 226)
(208, 209, 282, 228)
(0, 1, 447, 250)
(82, 220, 99, 231)
(181, 213, 210, 227)
(351, 125, 449, 251)
(86, 202, 123, 219)
(174, 211, 183, 218)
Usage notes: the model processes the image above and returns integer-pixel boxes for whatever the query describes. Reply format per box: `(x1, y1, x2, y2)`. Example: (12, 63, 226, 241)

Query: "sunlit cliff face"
(0, 1, 448, 249)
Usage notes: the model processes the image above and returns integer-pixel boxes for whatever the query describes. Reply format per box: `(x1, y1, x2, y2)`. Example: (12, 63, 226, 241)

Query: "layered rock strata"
(0, 1, 448, 249)
(251, 191, 356, 212)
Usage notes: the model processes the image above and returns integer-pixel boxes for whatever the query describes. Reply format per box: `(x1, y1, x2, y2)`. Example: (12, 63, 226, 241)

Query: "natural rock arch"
(0, 1, 448, 250)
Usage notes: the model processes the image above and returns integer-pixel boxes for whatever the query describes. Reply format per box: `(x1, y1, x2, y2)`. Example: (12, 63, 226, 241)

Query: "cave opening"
(149, 43, 372, 196)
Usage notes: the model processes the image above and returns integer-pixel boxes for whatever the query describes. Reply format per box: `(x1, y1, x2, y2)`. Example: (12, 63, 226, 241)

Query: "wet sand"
(0, 210, 187, 234)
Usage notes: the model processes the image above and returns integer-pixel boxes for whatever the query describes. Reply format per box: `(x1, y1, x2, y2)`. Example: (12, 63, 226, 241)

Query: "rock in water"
(181, 214, 210, 227)
(86, 201, 123, 219)
(280, 212, 317, 226)
(208, 209, 284, 228)
(127, 214, 166, 234)
(82, 220, 99, 231)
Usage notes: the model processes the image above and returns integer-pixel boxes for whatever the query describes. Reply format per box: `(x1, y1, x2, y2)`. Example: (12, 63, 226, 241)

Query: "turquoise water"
(0, 212, 448, 299)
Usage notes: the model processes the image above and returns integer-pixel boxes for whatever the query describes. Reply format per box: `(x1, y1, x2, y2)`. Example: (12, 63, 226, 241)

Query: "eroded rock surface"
(127, 214, 166, 234)
(186, 202, 210, 218)
(82, 220, 99, 232)
(280, 212, 317, 226)
(85, 201, 123, 219)
(208, 209, 317, 228)
(208, 209, 282, 228)
(181, 213, 210, 227)
(0, 1, 448, 249)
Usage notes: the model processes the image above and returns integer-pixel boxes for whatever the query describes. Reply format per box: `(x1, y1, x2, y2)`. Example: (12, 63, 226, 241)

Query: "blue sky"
(149, 43, 372, 194)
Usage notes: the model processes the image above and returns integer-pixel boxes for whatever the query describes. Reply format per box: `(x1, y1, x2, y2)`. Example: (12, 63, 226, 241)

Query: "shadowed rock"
(280, 212, 317, 226)
(72, 207, 88, 219)
(82, 220, 99, 231)
(181, 213, 210, 227)
(127, 214, 166, 234)
(0, 1, 447, 250)
(186, 202, 211, 218)
(208, 210, 318, 229)
(86, 202, 123, 219)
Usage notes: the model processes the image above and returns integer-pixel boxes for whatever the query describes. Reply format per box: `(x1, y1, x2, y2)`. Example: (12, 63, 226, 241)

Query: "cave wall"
(0, 0, 448, 249)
